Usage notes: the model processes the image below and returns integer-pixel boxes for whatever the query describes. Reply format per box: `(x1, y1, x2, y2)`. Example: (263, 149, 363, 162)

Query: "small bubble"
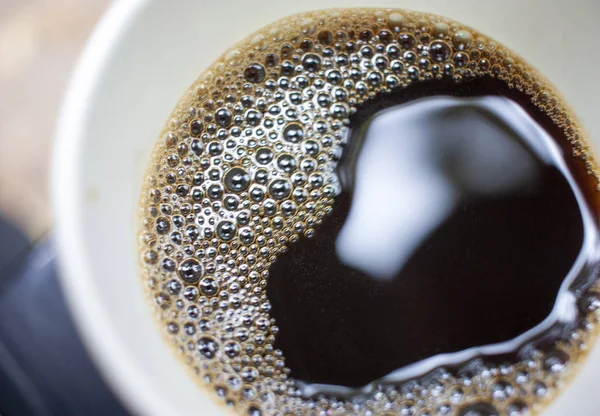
(399, 33, 416, 49)
(454, 52, 469, 67)
(533, 381, 548, 397)
(491, 380, 514, 400)
(156, 217, 170, 234)
(378, 30, 393, 44)
(302, 54, 321, 72)
(217, 221, 237, 241)
(453, 30, 473, 50)
(457, 402, 499, 416)
(388, 12, 404, 30)
(429, 41, 451, 62)
(161, 258, 176, 272)
(543, 349, 569, 373)
(256, 147, 274, 164)
(224, 167, 251, 193)
(198, 336, 219, 359)
(265, 54, 279, 67)
(239, 228, 255, 244)
(167, 279, 182, 294)
(269, 180, 292, 200)
(318, 30, 333, 45)
(241, 367, 259, 382)
(155, 292, 171, 309)
(579, 290, 600, 313)
(247, 405, 262, 416)
(215, 108, 232, 127)
(207, 141, 223, 156)
(277, 154, 297, 173)
(200, 277, 219, 297)
(184, 286, 199, 301)
(178, 259, 203, 284)
(250, 186, 266, 202)
(432, 22, 449, 37)
(282, 123, 305, 143)
(207, 184, 223, 200)
(244, 64, 266, 83)
(143, 250, 158, 264)
(190, 120, 203, 136)
(359, 30, 373, 41)
(507, 400, 528, 416)
(167, 322, 179, 334)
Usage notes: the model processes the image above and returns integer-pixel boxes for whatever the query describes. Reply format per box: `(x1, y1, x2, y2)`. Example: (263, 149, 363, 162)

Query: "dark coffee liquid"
(267, 77, 598, 389)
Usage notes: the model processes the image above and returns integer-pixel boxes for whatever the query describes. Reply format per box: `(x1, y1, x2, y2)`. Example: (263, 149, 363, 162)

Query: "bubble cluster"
(138, 8, 600, 415)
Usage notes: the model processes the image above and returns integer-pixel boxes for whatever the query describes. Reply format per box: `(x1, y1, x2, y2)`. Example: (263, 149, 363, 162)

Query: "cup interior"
(52, 0, 600, 414)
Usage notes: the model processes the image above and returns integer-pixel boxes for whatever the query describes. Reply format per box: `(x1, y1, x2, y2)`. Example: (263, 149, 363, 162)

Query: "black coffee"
(138, 8, 600, 416)
(267, 77, 596, 388)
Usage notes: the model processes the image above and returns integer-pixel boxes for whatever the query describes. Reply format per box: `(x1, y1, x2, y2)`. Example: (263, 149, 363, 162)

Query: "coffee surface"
(137, 8, 600, 416)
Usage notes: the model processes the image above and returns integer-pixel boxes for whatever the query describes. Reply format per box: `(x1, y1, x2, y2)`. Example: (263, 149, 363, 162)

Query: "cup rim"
(51, 1, 161, 415)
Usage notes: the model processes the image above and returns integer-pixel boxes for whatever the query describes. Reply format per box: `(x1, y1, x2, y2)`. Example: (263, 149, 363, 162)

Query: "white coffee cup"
(52, 0, 600, 414)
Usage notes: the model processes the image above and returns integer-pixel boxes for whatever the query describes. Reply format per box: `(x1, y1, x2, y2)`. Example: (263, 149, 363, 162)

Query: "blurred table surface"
(0, 0, 111, 240)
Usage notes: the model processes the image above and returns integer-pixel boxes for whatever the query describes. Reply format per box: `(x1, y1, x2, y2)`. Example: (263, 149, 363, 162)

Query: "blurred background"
(0, 2, 130, 415)
(0, 0, 110, 240)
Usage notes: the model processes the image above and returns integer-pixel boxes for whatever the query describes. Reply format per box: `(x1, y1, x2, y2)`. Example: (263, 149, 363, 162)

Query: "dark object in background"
(0, 217, 129, 416)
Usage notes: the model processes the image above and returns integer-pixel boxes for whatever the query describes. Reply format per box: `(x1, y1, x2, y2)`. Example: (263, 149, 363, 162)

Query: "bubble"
(155, 292, 170, 309)
(432, 22, 449, 37)
(543, 349, 569, 373)
(207, 141, 224, 156)
(200, 277, 219, 297)
(256, 147, 274, 164)
(217, 221, 237, 241)
(154, 217, 173, 237)
(317, 93, 331, 107)
(247, 405, 262, 416)
(318, 30, 333, 45)
(453, 30, 473, 50)
(207, 184, 223, 200)
(224, 167, 251, 193)
(579, 290, 600, 313)
(167, 279, 182, 294)
(457, 402, 499, 416)
(276, 154, 297, 173)
(190, 120, 204, 136)
(454, 52, 469, 67)
(507, 400, 528, 416)
(250, 186, 266, 202)
(399, 32, 416, 49)
(379, 30, 393, 44)
(533, 381, 548, 397)
(244, 63, 266, 83)
(491, 380, 514, 400)
(429, 41, 451, 62)
(184, 286, 199, 301)
(239, 228, 255, 244)
(302, 54, 321, 72)
(143, 250, 158, 264)
(198, 336, 219, 359)
(282, 123, 304, 143)
(216, 108, 233, 127)
(162, 258, 176, 272)
(167, 322, 179, 334)
(176, 184, 189, 197)
(241, 367, 259, 382)
(178, 259, 203, 284)
(269, 180, 292, 200)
